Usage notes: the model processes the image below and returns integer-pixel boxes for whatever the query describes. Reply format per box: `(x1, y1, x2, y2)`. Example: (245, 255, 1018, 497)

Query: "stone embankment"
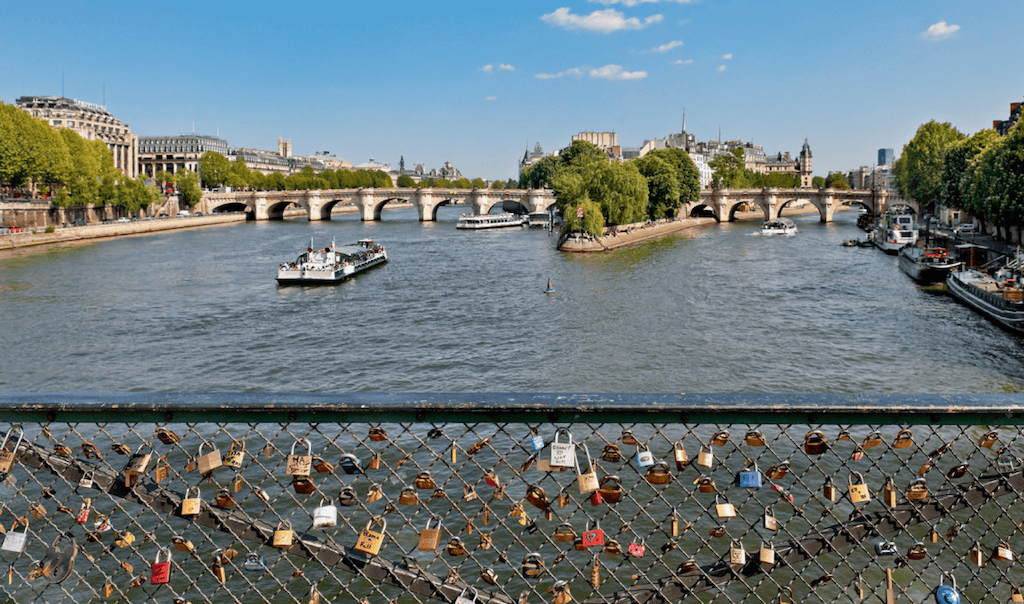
(0, 214, 247, 252)
(558, 216, 718, 252)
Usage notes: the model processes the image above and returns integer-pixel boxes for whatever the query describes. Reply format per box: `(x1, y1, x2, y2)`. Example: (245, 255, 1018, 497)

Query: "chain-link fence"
(0, 394, 1022, 604)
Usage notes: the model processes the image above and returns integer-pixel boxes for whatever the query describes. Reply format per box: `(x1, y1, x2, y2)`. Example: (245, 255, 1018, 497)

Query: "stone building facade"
(16, 96, 138, 179)
(137, 135, 231, 177)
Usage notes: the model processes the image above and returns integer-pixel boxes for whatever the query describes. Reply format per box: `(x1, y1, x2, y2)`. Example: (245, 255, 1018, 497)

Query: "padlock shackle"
(154, 547, 172, 564)
(0, 425, 23, 450)
(577, 443, 593, 472)
(230, 439, 245, 450)
(554, 428, 572, 444)
(291, 438, 312, 456)
(423, 515, 440, 531)
(133, 443, 147, 455)
(366, 516, 386, 532)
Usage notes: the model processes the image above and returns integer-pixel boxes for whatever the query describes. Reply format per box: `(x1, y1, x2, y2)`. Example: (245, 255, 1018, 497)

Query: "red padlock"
(627, 539, 646, 557)
(590, 491, 603, 506)
(581, 522, 604, 547)
(485, 471, 500, 487)
(150, 548, 172, 584)
(75, 498, 92, 524)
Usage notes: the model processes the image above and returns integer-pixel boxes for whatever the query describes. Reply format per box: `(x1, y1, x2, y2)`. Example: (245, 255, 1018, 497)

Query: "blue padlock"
(529, 430, 545, 452)
(739, 462, 762, 488)
(934, 573, 959, 604)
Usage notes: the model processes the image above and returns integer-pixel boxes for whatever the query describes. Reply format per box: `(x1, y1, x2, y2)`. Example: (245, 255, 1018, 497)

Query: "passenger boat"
(760, 218, 797, 236)
(897, 246, 958, 284)
(276, 239, 387, 285)
(456, 213, 526, 230)
(527, 212, 551, 229)
(871, 209, 918, 254)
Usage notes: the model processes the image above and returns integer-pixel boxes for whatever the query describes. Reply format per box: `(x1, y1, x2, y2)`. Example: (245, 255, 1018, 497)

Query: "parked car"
(117, 217, 130, 223)
(158, 213, 168, 218)
(194, 211, 203, 217)
(177, 210, 191, 217)
(953, 223, 976, 237)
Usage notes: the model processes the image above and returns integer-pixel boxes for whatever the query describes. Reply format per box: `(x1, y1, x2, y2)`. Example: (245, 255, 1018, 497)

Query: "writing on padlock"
(287, 439, 312, 477)
(581, 521, 604, 547)
(354, 517, 386, 556)
(549, 429, 575, 468)
(739, 462, 762, 488)
(627, 539, 645, 557)
(636, 445, 654, 468)
(575, 444, 599, 494)
(529, 429, 545, 451)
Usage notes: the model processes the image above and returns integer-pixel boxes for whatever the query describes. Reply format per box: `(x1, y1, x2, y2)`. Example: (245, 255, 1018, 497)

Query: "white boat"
(760, 218, 797, 236)
(897, 246, 958, 284)
(276, 239, 387, 285)
(946, 265, 1024, 333)
(527, 212, 551, 229)
(456, 213, 526, 230)
(872, 210, 918, 254)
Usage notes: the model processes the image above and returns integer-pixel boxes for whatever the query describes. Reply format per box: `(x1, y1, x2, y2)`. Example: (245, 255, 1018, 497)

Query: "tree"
(811, 176, 825, 188)
(709, 148, 749, 189)
(521, 155, 563, 189)
(756, 172, 800, 189)
(489, 180, 505, 190)
(451, 178, 472, 189)
(198, 151, 231, 188)
(226, 157, 252, 189)
(553, 159, 647, 233)
(892, 121, 964, 211)
(506, 178, 518, 189)
(0, 102, 72, 190)
(471, 177, 486, 189)
(176, 170, 202, 207)
(824, 172, 850, 190)
(397, 174, 416, 187)
(560, 140, 607, 170)
(644, 148, 700, 206)
(632, 154, 680, 219)
(941, 129, 1000, 211)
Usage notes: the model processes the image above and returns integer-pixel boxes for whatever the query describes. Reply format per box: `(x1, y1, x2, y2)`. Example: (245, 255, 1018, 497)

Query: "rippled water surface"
(2, 207, 1022, 393)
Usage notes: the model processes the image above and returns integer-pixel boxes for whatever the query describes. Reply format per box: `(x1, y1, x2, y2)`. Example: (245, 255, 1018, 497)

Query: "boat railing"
(0, 394, 1023, 604)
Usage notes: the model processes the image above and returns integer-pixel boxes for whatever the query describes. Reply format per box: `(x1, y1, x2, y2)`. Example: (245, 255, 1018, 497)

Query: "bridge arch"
(316, 197, 358, 221)
(266, 199, 307, 220)
(426, 199, 459, 221)
(371, 197, 409, 221)
(210, 201, 254, 218)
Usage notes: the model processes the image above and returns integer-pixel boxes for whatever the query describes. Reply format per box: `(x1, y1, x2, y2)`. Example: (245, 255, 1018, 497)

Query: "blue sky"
(2, 1, 1021, 180)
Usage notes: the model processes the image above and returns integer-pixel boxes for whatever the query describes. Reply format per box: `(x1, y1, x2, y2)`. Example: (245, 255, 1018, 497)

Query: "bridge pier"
(306, 191, 323, 222)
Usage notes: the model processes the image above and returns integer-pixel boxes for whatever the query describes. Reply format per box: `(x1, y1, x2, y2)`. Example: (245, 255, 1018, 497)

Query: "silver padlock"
(312, 498, 338, 529)
(550, 429, 575, 468)
(636, 446, 654, 468)
(455, 587, 478, 604)
(1, 516, 28, 553)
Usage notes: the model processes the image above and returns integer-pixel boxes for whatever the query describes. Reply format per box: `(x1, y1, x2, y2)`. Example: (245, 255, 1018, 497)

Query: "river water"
(1, 206, 1022, 393)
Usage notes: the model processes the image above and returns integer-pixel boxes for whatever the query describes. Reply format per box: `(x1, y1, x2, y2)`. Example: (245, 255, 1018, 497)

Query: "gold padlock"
(576, 444, 599, 494)
(598, 476, 623, 503)
(803, 430, 828, 455)
(863, 431, 883, 448)
(417, 516, 442, 552)
(710, 430, 729, 447)
(947, 463, 969, 479)
(729, 539, 745, 565)
(822, 480, 838, 502)
(554, 522, 576, 543)
(368, 427, 388, 442)
(415, 471, 435, 490)
(620, 429, 638, 446)
(992, 541, 1014, 562)
(29, 503, 46, 519)
(696, 445, 714, 468)
(196, 443, 222, 475)
(767, 461, 790, 480)
(287, 439, 312, 477)
(881, 476, 897, 507)
(526, 485, 550, 510)
(893, 429, 914, 449)
(355, 517, 386, 556)
(215, 488, 236, 508)
(744, 430, 766, 446)
(645, 461, 672, 486)
(115, 530, 135, 548)
(590, 554, 600, 588)
(223, 439, 246, 469)
(715, 495, 736, 519)
(446, 536, 468, 556)
(907, 542, 927, 561)
(969, 541, 986, 566)
(1013, 587, 1024, 603)
(694, 475, 717, 494)
(764, 506, 778, 531)
(552, 580, 571, 604)
(181, 487, 201, 515)
(172, 536, 194, 552)
(292, 475, 315, 495)
(601, 444, 622, 463)
(979, 429, 999, 448)
(759, 541, 775, 565)
(155, 427, 180, 445)
(398, 487, 419, 506)
(848, 472, 871, 503)
(273, 521, 294, 548)
(672, 440, 688, 470)
(366, 483, 383, 503)
(778, 587, 794, 604)
(312, 457, 333, 473)
(906, 478, 928, 501)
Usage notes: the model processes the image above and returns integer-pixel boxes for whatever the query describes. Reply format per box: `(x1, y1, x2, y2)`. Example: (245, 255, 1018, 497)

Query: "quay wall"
(0, 214, 246, 251)
(558, 216, 718, 252)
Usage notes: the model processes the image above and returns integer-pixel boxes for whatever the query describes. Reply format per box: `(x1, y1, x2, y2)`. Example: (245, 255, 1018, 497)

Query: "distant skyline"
(2, 1, 1021, 180)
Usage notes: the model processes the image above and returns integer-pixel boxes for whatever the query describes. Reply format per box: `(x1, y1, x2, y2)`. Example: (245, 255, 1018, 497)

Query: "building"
(878, 148, 894, 166)
(311, 153, 351, 171)
(690, 154, 713, 189)
(798, 139, 813, 188)
(993, 97, 1022, 136)
(845, 164, 896, 192)
(519, 142, 549, 178)
(16, 95, 138, 179)
(572, 132, 621, 157)
(137, 135, 230, 177)
(231, 147, 290, 175)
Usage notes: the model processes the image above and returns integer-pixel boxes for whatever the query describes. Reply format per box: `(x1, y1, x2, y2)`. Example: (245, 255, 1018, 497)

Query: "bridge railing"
(0, 394, 1021, 604)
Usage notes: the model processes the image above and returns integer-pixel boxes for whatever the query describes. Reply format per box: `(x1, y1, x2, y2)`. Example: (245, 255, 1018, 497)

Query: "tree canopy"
(892, 120, 965, 211)
(824, 172, 850, 190)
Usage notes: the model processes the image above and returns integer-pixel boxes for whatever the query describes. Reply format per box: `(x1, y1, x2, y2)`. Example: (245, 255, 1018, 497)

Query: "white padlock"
(550, 429, 575, 468)
(2, 517, 28, 553)
(312, 498, 338, 529)
(454, 587, 478, 604)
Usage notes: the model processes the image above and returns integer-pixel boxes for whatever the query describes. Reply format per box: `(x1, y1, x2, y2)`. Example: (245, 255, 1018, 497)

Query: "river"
(1, 206, 1022, 393)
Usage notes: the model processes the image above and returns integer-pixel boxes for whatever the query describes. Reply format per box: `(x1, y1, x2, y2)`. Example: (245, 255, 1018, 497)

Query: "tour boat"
(897, 246, 958, 284)
(760, 218, 797, 236)
(456, 213, 526, 230)
(276, 238, 387, 285)
(872, 210, 918, 254)
(527, 212, 551, 229)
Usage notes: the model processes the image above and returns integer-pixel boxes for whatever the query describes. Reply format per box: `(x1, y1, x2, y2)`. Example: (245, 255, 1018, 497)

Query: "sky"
(1, 0, 1021, 181)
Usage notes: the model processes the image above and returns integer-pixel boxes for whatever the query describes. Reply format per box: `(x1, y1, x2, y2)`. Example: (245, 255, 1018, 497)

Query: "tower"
(799, 138, 813, 188)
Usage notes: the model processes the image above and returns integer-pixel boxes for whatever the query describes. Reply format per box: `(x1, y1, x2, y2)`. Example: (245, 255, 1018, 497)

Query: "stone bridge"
(689, 188, 916, 222)
(196, 188, 557, 221)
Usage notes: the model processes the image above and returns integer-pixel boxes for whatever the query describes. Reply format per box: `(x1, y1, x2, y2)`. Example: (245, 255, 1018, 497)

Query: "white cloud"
(485, 96, 497, 101)
(499, 64, 516, 71)
(922, 21, 960, 40)
(674, 58, 693, 65)
(651, 40, 683, 53)
(590, 64, 648, 80)
(717, 64, 726, 72)
(536, 67, 586, 80)
(541, 7, 663, 33)
(721, 53, 733, 60)
(590, 0, 697, 5)
(479, 64, 493, 73)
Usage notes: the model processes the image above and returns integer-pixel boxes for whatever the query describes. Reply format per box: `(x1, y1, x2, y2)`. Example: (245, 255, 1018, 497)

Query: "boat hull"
(946, 270, 1024, 333)
(897, 250, 957, 284)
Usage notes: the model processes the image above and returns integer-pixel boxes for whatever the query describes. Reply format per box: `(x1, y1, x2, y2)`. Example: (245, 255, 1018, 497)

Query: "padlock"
(836, 429, 853, 441)
(696, 445, 714, 468)
(243, 553, 267, 572)
(893, 429, 914, 449)
(287, 439, 312, 477)
(103, 582, 115, 597)
(822, 479, 838, 502)
(710, 430, 729, 447)
(414, 470, 435, 490)
(573, 534, 587, 551)
(739, 462, 762, 488)
(918, 460, 934, 476)
(1, 517, 27, 553)
(875, 540, 897, 556)
(525, 519, 539, 534)
(485, 471, 500, 487)
(367, 451, 380, 470)
(848, 472, 871, 503)
(418, 515, 442, 551)
(54, 443, 74, 457)
(573, 444, 599, 493)
(313, 498, 338, 529)
(0, 426, 24, 477)
(554, 522, 576, 543)
(694, 475, 717, 493)
(863, 431, 883, 448)
(906, 478, 928, 501)
(979, 429, 999, 448)
(463, 485, 478, 502)
(521, 552, 544, 578)
(773, 484, 794, 504)
(601, 443, 622, 463)
(480, 531, 492, 550)
(368, 427, 388, 442)
(172, 536, 194, 552)
(935, 572, 960, 604)
(181, 487, 200, 515)
(627, 538, 645, 557)
(115, 530, 135, 548)
(155, 427, 180, 445)
(151, 548, 172, 585)
(273, 521, 294, 548)
(907, 541, 927, 561)
(589, 490, 602, 506)
(620, 429, 638, 446)
(636, 445, 654, 468)
(992, 540, 1014, 562)
(590, 554, 601, 588)
(678, 559, 699, 573)
(339, 486, 358, 506)
(759, 541, 775, 565)
(947, 463, 968, 479)
(581, 521, 604, 547)
(803, 430, 828, 455)
(81, 441, 102, 459)
(603, 539, 622, 556)
(729, 539, 745, 565)
(75, 498, 92, 524)
(550, 429, 575, 468)
(851, 444, 865, 462)
(78, 470, 94, 489)
(215, 488, 236, 508)
(673, 440, 689, 470)
(29, 502, 46, 519)
(716, 495, 736, 518)
(292, 475, 315, 494)
(446, 536, 468, 556)
(646, 461, 672, 485)
(597, 476, 622, 503)
(253, 486, 269, 503)
(365, 483, 383, 503)
(223, 439, 246, 468)
(195, 442, 222, 475)
(510, 502, 524, 518)
(467, 437, 490, 456)
(744, 429, 766, 446)
(210, 551, 227, 583)
(455, 587, 478, 604)
(529, 429, 545, 451)
(767, 461, 790, 480)
(481, 568, 498, 586)
(881, 476, 897, 507)
(339, 453, 362, 475)
(526, 484, 550, 510)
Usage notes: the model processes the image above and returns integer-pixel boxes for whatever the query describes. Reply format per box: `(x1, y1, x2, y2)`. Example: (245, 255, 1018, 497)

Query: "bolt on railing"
(0, 394, 1022, 604)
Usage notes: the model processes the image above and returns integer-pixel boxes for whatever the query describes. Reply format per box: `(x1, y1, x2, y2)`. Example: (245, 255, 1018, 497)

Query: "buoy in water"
(544, 279, 555, 294)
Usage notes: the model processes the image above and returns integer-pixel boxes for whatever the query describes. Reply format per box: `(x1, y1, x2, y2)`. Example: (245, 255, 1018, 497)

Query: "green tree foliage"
(560, 140, 607, 170)
(397, 174, 416, 187)
(521, 155, 563, 189)
(176, 170, 202, 207)
(644, 148, 701, 205)
(372, 170, 393, 188)
(451, 178, 472, 189)
(811, 176, 826, 188)
(757, 172, 801, 188)
(632, 154, 680, 219)
(489, 179, 505, 190)
(553, 160, 647, 235)
(226, 157, 252, 189)
(941, 129, 1000, 211)
(0, 102, 72, 188)
(892, 121, 964, 211)
(506, 178, 519, 189)
(198, 151, 231, 188)
(709, 148, 751, 189)
(824, 172, 850, 190)
(471, 177, 486, 189)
